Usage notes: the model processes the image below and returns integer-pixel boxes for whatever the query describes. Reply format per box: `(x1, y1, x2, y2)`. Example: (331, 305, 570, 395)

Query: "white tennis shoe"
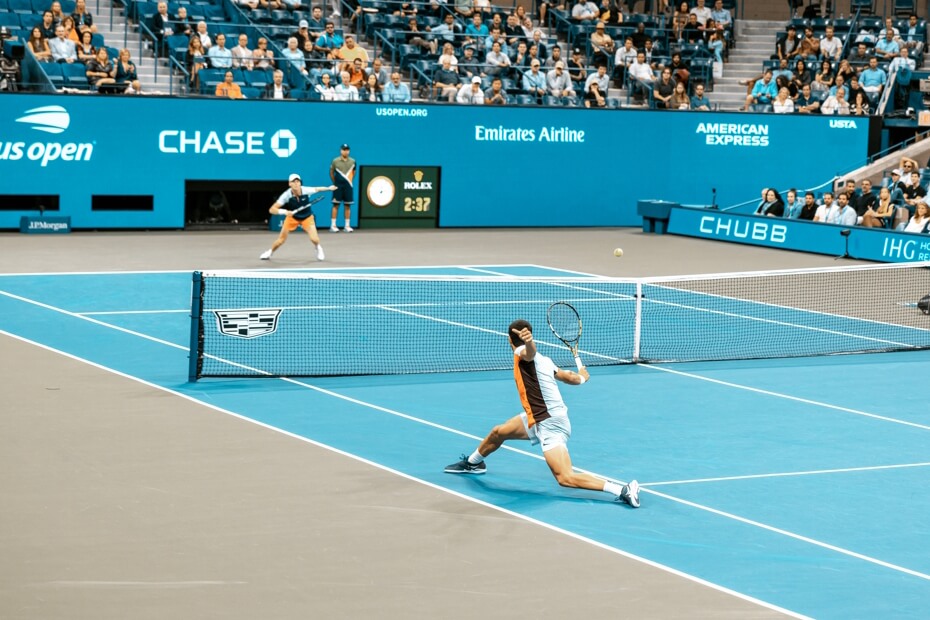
(259, 249, 272, 260)
(619, 480, 640, 508)
(329, 225, 339, 232)
(316, 244, 325, 261)
(343, 225, 354, 232)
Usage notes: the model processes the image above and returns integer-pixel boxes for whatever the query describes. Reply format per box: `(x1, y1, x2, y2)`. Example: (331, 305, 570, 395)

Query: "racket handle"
(574, 355, 583, 370)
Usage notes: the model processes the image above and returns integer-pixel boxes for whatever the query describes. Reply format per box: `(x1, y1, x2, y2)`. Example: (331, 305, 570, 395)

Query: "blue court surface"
(3, 264, 930, 619)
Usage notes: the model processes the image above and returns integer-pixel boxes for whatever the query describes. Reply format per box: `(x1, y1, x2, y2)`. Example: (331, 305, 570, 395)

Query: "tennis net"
(188, 263, 930, 380)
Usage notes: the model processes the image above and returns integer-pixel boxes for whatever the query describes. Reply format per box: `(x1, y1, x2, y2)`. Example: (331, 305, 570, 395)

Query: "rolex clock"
(366, 176, 395, 208)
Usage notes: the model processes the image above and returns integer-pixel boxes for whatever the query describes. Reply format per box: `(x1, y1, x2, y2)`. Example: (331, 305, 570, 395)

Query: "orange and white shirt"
(513, 348, 567, 427)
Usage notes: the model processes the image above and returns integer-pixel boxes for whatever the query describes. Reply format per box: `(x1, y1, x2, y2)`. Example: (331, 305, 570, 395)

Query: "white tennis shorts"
(520, 413, 571, 452)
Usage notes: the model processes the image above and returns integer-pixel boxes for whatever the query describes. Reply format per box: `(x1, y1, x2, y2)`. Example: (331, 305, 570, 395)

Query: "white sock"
(467, 450, 484, 465)
(603, 481, 624, 496)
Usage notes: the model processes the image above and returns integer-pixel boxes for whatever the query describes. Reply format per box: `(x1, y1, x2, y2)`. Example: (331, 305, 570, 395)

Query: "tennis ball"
(613, 248, 624, 257)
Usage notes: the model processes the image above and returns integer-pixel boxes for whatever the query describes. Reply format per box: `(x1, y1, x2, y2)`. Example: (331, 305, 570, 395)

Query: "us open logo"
(213, 309, 282, 339)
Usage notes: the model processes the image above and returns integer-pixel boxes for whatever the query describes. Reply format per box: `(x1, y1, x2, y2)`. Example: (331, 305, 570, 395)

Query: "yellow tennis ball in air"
(613, 248, 624, 257)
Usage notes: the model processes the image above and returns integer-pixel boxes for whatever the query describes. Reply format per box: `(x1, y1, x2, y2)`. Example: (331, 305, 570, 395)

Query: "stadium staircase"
(713, 19, 782, 111)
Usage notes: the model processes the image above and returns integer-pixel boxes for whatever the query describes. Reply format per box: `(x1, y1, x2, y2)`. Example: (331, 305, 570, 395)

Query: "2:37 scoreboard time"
(358, 166, 440, 228)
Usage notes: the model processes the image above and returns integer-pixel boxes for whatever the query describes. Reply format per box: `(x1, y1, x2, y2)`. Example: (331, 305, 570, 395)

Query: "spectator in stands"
(501, 13, 521, 48)
(437, 42, 458, 70)
(315, 22, 343, 59)
(903, 171, 926, 209)
(611, 37, 635, 86)
(405, 17, 436, 55)
(900, 157, 920, 185)
(853, 180, 875, 225)
(782, 189, 802, 219)
(887, 169, 906, 202)
(231, 34, 253, 70)
(681, 13, 703, 46)
(536, 0, 562, 29)
(711, 0, 731, 34)
(571, 0, 599, 22)
(672, 2, 690, 43)
(344, 57, 365, 88)
(76, 29, 96, 62)
(598, 0, 623, 26)
(889, 46, 916, 77)
(338, 35, 369, 69)
(840, 178, 858, 203)
(484, 76, 508, 104)
(629, 22, 650, 52)
(795, 192, 817, 220)
(195, 21, 212, 49)
(669, 82, 689, 109)
(60, 16, 80, 43)
(27, 27, 53, 62)
(114, 48, 137, 90)
(152, 2, 174, 52)
(453, 0, 473, 17)
(845, 74, 866, 105)
(484, 40, 510, 77)
(589, 21, 614, 68)
(367, 57, 388, 86)
(774, 25, 800, 61)
(813, 192, 833, 222)
(567, 47, 587, 87)
(545, 45, 564, 69)
(706, 20, 725, 63)
(743, 69, 776, 111)
(49, 1, 65, 26)
(208, 33, 232, 68)
(431, 14, 462, 48)
(791, 58, 811, 93)
(524, 60, 547, 102)
(456, 75, 485, 103)
(667, 51, 689, 86)
(85, 47, 116, 90)
(359, 73, 382, 101)
(172, 6, 192, 37)
(772, 57, 792, 83)
(628, 50, 654, 104)
(394, 0, 419, 17)
(334, 70, 360, 100)
(485, 26, 508, 57)
(315, 72, 336, 100)
(280, 37, 306, 75)
(689, 82, 710, 110)
(294, 21, 313, 49)
(511, 40, 531, 75)
(464, 14, 489, 52)
(652, 67, 675, 109)
(835, 58, 854, 84)
(819, 26, 841, 62)
(546, 61, 574, 98)
(72, 0, 96, 34)
(773, 87, 794, 113)
(187, 35, 206, 89)
(307, 7, 326, 37)
(38, 11, 56, 40)
(690, 0, 711, 26)
(902, 14, 924, 56)
(848, 42, 871, 66)
(810, 58, 833, 94)
(583, 80, 606, 107)
(798, 26, 819, 60)
(755, 188, 784, 216)
(381, 71, 410, 103)
(584, 62, 608, 93)
(831, 192, 858, 226)
(861, 187, 894, 227)
(49, 25, 78, 63)
(821, 86, 849, 114)
(795, 83, 820, 113)
(859, 56, 886, 103)
(904, 201, 930, 233)
(303, 38, 325, 77)
(875, 28, 900, 61)
(460, 46, 482, 79)
(263, 69, 290, 99)
(215, 70, 244, 98)
(252, 37, 274, 70)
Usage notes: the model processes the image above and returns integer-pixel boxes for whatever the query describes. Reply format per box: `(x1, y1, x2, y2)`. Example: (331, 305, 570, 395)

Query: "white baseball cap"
(472, 76, 482, 84)
(288, 173, 301, 183)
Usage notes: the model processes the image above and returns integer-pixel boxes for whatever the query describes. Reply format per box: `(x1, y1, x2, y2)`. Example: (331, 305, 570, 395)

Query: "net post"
(633, 281, 642, 363)
(188, 271, 204, 382)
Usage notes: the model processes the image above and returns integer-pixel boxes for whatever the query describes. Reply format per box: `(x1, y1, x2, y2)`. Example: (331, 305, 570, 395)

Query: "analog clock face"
(367, 176, 395, 207)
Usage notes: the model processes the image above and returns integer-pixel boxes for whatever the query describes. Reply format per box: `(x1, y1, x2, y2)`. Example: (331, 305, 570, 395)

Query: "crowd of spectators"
(743, 13, 925, 114)
(753, 156, 930, 234)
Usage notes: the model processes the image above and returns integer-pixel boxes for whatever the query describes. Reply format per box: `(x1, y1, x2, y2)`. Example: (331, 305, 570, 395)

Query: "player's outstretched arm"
(511, 326, 536, 361)
(556, 367, 588, 385)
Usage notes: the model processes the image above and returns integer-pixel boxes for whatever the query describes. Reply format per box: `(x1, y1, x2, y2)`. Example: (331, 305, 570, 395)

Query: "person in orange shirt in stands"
(215, 70, 244, 99)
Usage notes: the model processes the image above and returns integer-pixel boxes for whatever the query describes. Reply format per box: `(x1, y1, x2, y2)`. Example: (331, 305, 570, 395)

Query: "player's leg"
(444, 413, 529, 474)
(302, 218, 325, 261)
(260, 226, 291, 259)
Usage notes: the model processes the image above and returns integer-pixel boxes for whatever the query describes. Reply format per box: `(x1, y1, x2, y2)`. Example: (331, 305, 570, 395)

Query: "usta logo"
(0, 105, 94, 167)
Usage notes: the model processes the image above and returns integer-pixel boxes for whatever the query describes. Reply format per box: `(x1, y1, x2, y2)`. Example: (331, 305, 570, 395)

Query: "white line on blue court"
(645, 461, 930, 487)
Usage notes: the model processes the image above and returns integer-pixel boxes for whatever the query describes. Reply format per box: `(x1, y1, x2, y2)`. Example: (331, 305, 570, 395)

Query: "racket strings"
(548, 305, 581, 342)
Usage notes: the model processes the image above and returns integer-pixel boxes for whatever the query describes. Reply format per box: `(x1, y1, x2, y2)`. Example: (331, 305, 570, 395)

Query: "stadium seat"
(850, 0, 874, 15)
(62, 62, 90, 89)
(8, 0, 32, 13)
(893, 0, 916, 17)
(270, 9, 295, 24)
(41, 62, 65, 88)
(513, 94, 536, 105)
(241, 86, 260, 99)
(245, 68, 272, 88)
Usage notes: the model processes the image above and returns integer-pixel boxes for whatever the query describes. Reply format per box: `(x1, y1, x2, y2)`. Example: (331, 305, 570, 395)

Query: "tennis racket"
(547, 301, 583, 370)
(287, 194, 325, 217)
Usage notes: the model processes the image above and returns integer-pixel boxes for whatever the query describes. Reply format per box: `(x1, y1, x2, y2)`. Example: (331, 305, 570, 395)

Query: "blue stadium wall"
(0, 93, 875, 229)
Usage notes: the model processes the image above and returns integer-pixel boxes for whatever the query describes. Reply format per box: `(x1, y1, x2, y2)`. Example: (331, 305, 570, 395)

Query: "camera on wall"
(0, 26, 23, 92)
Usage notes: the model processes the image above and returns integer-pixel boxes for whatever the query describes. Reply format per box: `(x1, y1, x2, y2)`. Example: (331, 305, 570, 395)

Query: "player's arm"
(556, 366, 589, 385)
(307, 185, 338, 193)
(269, 191, 290, 216)
(511, 326, 536, 361)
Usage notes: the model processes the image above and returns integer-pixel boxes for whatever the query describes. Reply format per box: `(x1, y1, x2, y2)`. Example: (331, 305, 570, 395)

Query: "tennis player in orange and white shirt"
(444, 319, 640, 508)
(259, 173, 337, 261)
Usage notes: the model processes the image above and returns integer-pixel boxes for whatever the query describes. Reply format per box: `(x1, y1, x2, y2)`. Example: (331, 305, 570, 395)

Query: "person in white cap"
(260, 173, 337, 261)
(456, 75, 485, 104)
(546, 60, 574, 98)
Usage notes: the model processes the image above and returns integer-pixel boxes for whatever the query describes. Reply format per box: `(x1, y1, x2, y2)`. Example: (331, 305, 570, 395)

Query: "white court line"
(646, 461, 930, 487)
(4, 288, 930, 590)
(0, 329, 810, 620)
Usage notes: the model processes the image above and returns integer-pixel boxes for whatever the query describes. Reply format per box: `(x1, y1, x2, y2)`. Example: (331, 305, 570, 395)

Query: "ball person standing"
(260, 173, 337, 261)
(329, 143, 356, 232)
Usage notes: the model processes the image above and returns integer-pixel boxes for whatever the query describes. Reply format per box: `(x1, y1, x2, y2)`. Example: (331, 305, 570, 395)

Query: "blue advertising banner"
(0, 94, 873, 229)
(667, 206, 930, 263)
(19, 216, 71, 234)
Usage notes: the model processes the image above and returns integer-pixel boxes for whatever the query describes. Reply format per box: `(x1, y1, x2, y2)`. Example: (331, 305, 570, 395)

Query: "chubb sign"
(0, 106, 94, 167)
(158, 128, 297, 157)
